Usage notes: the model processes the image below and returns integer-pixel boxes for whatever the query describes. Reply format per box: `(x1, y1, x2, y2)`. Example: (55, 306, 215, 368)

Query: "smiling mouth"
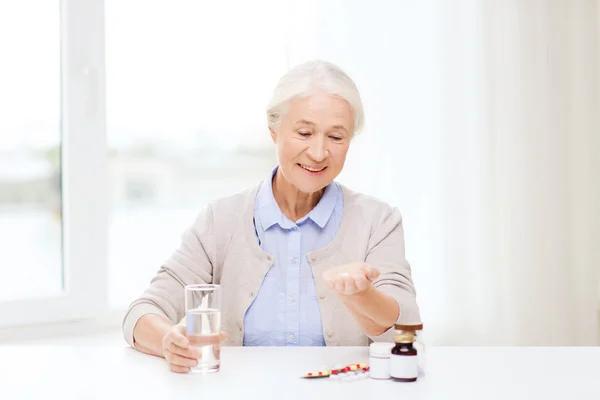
(298, 164, 327, 173)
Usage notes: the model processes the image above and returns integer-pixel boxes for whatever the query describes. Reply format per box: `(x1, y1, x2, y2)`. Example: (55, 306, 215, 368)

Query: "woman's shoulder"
(210, 186, 258, 212)
(338, 183, 396, 213)
(337, 183, 402, 226)
(187, 185, 258, 231)
(202, 185, 259, 225)
(186, 185, 259, 256)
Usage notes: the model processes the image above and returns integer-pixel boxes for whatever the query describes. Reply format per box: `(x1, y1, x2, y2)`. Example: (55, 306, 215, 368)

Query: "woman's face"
(270, 92, 354, 194)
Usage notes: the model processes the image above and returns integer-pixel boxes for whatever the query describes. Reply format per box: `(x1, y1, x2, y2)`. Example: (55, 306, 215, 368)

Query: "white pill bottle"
(368, 342, 395, 380)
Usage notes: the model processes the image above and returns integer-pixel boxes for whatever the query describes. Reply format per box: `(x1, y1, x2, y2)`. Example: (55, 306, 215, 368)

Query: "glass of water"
(185, 284, 222, 373)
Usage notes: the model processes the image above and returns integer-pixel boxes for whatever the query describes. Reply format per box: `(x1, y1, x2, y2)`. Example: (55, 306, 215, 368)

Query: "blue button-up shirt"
(243, 166, 344, 346)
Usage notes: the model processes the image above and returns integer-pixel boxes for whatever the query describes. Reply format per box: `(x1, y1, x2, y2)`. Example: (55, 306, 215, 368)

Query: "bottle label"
(390, 354, 418, 379)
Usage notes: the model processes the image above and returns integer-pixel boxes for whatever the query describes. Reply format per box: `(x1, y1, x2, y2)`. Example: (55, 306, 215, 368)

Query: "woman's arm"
(338, 284, 399, 336)
(364, 207, 420, 329)
(322, 207, 420, 339)
(132, 314, 175, 357)
(322, 263, 400, 336)
(122, 204, 217, 349)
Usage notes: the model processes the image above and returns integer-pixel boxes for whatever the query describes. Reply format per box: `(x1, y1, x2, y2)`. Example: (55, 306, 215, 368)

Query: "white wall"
(288, 0, 600, 345)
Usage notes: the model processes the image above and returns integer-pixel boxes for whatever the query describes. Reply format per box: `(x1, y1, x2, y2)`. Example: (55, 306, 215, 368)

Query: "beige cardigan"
(122, 184, 421, 347)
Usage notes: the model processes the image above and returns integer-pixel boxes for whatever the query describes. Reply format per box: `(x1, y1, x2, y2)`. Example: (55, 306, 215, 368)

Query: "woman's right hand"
(161, 324, 228, 373)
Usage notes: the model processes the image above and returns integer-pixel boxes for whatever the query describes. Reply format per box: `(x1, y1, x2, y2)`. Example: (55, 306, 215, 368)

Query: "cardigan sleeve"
(121, 203, 216, 347)
(365, 206, 421, 342)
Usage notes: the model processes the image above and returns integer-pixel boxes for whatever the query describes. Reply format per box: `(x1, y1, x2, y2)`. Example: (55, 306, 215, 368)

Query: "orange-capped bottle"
(390, 323, 423, 382)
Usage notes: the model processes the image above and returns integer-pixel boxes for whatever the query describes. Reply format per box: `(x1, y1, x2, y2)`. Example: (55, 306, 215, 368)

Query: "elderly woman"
(123, 60, 420, 373)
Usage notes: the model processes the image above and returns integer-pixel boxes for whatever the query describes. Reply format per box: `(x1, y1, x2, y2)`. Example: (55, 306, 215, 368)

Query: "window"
(0, 0, 107, 326)
(0, 2, 62, 301)
(1, 0, 293, 326)
(0, 0, 438, 329)
(105, 1, 287, 308)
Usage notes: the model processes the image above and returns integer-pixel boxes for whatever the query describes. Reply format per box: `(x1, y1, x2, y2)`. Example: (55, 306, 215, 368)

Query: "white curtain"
(287, 0, 600, 345)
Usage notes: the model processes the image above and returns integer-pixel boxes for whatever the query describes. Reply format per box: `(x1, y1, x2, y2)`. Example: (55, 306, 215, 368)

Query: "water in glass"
(186, 308, 221, 373)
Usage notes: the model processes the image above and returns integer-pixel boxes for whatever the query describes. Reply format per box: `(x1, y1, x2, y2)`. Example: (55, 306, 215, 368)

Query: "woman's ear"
(269, 127, 277, 144)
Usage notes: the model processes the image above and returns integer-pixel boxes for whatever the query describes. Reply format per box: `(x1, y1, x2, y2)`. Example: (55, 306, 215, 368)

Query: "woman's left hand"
(322, 262, 380, 296)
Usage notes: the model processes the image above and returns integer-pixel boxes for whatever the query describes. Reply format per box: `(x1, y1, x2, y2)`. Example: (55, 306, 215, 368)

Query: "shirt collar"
(256, 165, 338, 231)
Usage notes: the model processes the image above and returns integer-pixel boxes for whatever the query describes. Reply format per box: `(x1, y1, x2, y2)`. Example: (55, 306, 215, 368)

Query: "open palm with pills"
(322, 262, 381, 296)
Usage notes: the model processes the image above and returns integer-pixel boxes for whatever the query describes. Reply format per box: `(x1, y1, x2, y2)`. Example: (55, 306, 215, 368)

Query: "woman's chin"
(291, 176, 331, 194)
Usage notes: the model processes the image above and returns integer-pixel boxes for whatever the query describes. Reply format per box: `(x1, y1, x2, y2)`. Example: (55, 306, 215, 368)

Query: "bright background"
(1, 0, 599, 346)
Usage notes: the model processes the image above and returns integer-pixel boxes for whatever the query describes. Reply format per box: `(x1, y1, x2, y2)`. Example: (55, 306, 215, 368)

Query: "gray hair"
(266, 60, 365, 136)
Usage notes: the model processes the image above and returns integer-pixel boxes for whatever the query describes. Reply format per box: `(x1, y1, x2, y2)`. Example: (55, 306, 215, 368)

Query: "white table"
(1, 345, 599, 399)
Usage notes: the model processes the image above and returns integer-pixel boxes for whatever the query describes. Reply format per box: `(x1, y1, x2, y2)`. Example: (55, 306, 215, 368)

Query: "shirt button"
(250, 292, 254, 297)
(289, 333, 296, 339)
(289, 296, 295, 303)
(327, 331, 333, 337)
(291, 258, 297, 264)
(319, 294, 325, 300)
(292, 226, 298, 231)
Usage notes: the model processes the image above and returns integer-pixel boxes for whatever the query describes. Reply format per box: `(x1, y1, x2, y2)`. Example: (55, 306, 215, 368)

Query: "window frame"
(0, 0, 108, 327)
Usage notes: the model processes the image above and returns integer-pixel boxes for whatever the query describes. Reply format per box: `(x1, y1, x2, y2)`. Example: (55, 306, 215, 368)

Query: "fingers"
(188, 333, 223, 347)
(166, 340, 202, 360)
(343, 274, 358, 294)
(328, 273, 373, 296)
(359, 264, 380, 280)
(163, 326, 229, 374)
(330, 274, 362, 295)
(367, 267, 380, 280)
(164, 349, 199, 368)
(170, 364, 191, 374)
(333, 278, 345, 293)
(171, 325, 190, 348)
(322, 264, 380, 296)
(353, 273, 371, 292)
(219, 331, 229, 343)
(163, 324, 200, 361)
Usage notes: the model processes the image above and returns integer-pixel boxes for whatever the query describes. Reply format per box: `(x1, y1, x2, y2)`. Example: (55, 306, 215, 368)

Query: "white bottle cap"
(369, 342, 395, 357)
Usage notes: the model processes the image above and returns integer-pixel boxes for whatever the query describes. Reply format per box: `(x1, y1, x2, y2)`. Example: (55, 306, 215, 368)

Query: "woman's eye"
(330, 136, 343, 141)
(298, 131, 311, 137)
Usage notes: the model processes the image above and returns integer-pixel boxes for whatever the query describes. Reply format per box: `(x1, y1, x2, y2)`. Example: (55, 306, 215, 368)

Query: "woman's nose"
(307, 136, 328, 162)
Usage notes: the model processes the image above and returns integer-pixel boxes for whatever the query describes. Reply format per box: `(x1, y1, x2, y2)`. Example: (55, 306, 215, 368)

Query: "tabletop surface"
(1, 344, 599, 399)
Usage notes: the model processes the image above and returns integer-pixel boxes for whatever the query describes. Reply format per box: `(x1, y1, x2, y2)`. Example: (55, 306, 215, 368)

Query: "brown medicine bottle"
(390, 323, 423, 382)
